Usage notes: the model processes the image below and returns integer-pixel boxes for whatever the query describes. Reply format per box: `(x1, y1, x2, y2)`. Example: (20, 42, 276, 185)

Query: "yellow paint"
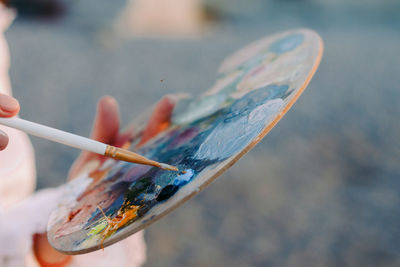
(97, 205, 141, 248)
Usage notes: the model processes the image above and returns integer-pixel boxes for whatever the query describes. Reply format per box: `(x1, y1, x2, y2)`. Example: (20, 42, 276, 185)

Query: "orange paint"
(98, 205, 141, 248)
(68, 208, 82, 222)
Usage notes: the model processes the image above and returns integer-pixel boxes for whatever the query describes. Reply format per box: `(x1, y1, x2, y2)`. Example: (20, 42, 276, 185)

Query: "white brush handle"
(0, 117, 107, 155)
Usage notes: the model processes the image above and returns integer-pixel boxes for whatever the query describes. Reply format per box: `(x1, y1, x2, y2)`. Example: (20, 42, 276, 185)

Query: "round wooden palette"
(47, 28, 323, 254)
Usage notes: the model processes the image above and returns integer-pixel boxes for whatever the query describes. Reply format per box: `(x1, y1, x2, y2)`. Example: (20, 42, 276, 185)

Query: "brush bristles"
(104, 145, 178, 171)
(159, 163, 179, 172)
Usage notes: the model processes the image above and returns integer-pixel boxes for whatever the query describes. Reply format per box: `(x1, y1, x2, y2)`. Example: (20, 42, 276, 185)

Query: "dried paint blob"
(173, 169, 195, 186)
(224, 84, 290, 123)
(195, 98, 284, 161)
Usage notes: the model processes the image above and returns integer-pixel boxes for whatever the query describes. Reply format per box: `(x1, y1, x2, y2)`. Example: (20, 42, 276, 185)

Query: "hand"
(33, 95, 176, 266)
(68, 94, 176, 179)
(0, 93, 20, 150)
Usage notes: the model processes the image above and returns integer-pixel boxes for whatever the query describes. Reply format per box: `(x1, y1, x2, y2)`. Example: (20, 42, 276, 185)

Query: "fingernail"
(0, 95, 19, 112)
(0, 131, 9, 150)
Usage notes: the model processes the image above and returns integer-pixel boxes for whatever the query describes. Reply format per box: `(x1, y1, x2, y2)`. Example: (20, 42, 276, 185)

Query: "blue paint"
(195, 115, 253, 160)
(173, 169, 195, 186)
(217, 74, 244, 96)
(172, 94, 227, 125)
(224, 84, 289, 123)
(156, 185, 180, 202)
(269, 33, 304, 54)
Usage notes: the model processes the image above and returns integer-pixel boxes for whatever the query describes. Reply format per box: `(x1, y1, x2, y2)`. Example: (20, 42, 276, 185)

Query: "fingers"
(138, 95, 176, 147)
(0, 129, 8, 151)
(90, 96, 120, 144)
(68, 96, 120, 180)
(0, 93, 19, 117)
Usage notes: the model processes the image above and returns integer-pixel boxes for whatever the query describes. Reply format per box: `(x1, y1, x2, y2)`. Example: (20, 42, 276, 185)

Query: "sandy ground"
(4, 0, 400, 266)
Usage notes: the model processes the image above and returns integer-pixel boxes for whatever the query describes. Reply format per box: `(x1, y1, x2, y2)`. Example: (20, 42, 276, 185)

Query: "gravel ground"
(5, 0, 400, 266)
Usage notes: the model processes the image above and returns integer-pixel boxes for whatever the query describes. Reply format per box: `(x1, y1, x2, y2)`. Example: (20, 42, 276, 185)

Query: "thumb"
(0, 93, 19, 117)
(0, 94, 19, 151)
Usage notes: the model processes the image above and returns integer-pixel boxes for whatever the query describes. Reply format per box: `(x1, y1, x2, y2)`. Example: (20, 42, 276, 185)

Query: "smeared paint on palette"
(47, 29, 323, 254)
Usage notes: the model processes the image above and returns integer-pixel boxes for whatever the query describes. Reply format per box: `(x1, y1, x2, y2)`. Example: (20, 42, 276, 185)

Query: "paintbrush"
(0, 117, 178, 171)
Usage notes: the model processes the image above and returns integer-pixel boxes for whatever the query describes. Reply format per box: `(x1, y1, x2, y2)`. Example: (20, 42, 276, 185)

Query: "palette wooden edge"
(48, 29, 324, 255)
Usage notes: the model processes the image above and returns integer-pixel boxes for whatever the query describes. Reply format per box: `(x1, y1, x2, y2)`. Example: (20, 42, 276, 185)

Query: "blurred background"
(4, 0, 400, 266)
